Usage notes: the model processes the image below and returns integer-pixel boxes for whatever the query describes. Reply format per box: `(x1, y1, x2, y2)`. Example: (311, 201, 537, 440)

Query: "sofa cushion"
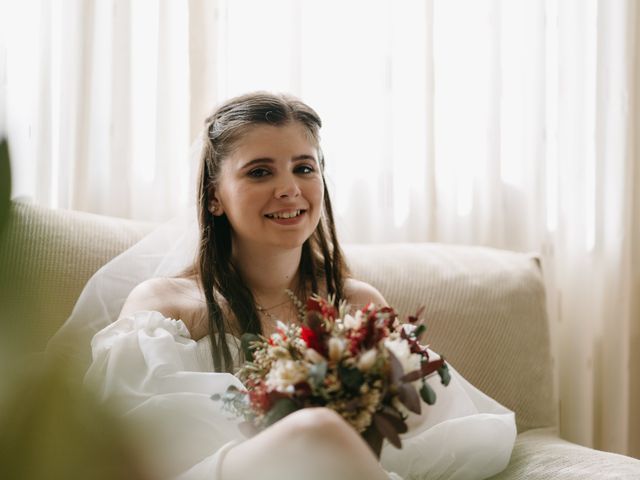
(488, 428, 640, 479)
(344, 243, 556, 433)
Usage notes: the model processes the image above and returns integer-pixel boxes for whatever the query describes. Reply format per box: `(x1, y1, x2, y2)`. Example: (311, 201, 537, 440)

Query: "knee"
(286, 407, 356, 446)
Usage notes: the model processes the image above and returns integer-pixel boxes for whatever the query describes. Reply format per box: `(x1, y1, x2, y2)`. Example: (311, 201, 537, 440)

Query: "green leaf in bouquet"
(240, 333, 262, 362)
(413, 324, 427, 339)
(212, 385, 242, 403)
(0, 139, 11, 233)
(264, 398, 300, 427)
(420, 382, 437, 405)
(372, 411, 402, 449)
(308, 361, 328, 389)
(338, 364, 364, 392)
(222, 390, 241, 403)
(438, 363, 451, 386)
(397, 383, 421, 414)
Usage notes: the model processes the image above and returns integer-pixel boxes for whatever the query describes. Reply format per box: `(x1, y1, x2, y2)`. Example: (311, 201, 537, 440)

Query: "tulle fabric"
(85, 310, 516, 480)
(46, 209, 199, 377)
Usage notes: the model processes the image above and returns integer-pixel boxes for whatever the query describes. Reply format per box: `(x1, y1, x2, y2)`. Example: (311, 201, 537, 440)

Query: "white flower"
(344, 310, 365, 330)
(265, 359, 308, 393)
(384, 338, 421, 376)
(402, 323, 417, 335)
(357, 349, 377, 371)
(328, 337, 345, 362)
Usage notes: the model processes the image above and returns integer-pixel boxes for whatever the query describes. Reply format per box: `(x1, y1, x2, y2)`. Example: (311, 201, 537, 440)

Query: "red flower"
(306, 296, 337, 321)
(247, 380, 271, 413)
(306, 296, 323, 313)
(301, 325, 323, 353)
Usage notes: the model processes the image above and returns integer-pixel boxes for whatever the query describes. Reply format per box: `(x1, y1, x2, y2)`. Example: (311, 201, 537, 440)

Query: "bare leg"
(221, 408, 389, 480)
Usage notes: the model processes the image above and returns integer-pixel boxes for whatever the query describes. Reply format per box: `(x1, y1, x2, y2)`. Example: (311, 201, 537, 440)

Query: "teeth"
(266, 209, 302, 219)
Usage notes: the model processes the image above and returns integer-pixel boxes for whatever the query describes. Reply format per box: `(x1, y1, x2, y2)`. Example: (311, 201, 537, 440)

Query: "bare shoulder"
(118, 277, 208, 338)
(343, 278, 388, 309)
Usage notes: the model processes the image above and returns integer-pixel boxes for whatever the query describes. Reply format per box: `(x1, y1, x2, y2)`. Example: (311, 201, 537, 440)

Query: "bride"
(52, 92, 516, 480)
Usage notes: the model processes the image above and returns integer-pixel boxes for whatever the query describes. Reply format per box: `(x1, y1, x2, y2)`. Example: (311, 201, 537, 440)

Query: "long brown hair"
(195, 92, 350, 372)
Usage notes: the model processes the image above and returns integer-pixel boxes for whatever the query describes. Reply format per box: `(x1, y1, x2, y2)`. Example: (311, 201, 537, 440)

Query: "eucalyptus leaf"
(438, 364, 451, 386)
(420, 382, 437, 405)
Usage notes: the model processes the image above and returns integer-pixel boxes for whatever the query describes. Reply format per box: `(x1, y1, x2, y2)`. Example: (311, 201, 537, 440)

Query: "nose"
(274, 172, 301, 198)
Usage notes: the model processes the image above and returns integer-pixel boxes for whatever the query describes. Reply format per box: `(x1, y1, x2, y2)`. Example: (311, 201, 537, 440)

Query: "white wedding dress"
(84, 310, 517, 480)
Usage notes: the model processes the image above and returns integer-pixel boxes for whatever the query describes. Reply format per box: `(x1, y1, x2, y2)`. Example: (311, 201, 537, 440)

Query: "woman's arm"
(118, 277, 209, 340)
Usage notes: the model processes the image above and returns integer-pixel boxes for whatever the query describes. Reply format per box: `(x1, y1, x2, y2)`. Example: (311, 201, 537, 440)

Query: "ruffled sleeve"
(380, 359, 517, 480)
(84, 311, 246, 480)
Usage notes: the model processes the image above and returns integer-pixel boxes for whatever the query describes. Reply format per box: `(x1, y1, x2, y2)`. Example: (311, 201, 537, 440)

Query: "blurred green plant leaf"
(0, 138, 11, 232)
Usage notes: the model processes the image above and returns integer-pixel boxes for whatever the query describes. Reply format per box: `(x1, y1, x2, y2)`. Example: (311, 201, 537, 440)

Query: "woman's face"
(212, 121, 324, 252)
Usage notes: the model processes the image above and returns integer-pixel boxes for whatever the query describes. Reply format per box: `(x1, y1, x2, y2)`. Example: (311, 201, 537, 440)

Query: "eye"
(295, 164, 315, 174)
(248, 168, 270, 178)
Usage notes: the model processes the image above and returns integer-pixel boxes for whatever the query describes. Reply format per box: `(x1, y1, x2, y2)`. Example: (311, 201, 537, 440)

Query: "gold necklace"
(255, 289, 306, 324)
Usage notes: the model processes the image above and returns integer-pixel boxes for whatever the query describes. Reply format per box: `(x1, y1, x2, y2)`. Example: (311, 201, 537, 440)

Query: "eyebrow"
(240, 154, 317, 170)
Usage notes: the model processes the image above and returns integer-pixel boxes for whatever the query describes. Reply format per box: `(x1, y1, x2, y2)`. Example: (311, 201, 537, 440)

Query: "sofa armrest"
(489, 428, 640, 479)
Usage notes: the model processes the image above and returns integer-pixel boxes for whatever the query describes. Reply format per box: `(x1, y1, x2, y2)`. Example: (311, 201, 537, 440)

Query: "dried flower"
(213, 295, 450, 453)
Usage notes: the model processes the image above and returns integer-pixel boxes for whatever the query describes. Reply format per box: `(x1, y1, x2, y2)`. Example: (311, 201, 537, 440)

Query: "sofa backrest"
(0, 201, 153, 350)
(344, 243, 556, 433)
(0, 201, 556, 433)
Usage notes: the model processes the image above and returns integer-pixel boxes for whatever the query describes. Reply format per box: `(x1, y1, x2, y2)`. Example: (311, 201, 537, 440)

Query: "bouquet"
(213, 295, 451, 457)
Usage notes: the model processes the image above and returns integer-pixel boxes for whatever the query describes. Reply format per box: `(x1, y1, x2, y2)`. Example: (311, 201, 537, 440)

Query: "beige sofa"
(1, 200, 640, 479)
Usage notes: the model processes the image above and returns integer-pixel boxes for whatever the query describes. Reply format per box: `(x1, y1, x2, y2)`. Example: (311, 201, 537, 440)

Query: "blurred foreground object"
(0, 359, 153, 480)
(0, 139, 10, 233)
(0, 140, 154, 480)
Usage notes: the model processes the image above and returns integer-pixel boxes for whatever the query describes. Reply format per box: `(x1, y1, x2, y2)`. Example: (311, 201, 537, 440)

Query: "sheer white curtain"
(425, 0, 640, 459)
(0, 0, 217, 221)
(1, 0, 639, 458)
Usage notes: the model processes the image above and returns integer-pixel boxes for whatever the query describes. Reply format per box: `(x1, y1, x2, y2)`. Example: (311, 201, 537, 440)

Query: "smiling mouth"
(265, 209, 306, 220)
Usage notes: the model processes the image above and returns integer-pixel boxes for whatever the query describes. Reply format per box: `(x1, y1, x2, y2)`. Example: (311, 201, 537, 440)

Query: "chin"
(268, 231, 314, 250)
(270, 238, 308, 250)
